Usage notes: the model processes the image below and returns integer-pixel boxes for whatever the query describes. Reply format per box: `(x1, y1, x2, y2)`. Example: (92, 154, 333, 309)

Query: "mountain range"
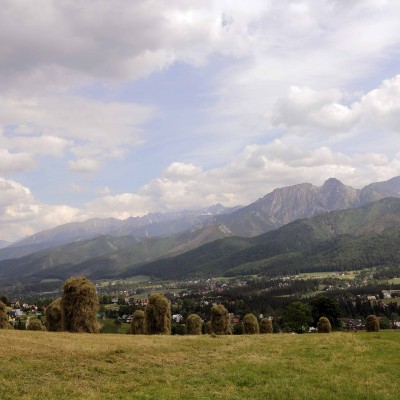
(123, 196, 400, 280)
(1, 176, 400, 286)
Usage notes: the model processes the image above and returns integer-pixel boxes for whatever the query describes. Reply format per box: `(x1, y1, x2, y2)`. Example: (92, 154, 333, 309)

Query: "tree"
(0, 301, 13, 329)
(114, 319, 122, 333)
(232, 323, 244, 335)
(284, 302, 313, 333)
(128, 310, 145, 334)
(366, 315, 379, 332)
(14, 319, 25, 330)
(61, 276, 100, 333)
(243, 313, 259, 334)
(27, 319, 44, 331)
(210, 304, 230, 335)
(45, 297, 63, 332)
(186, 314, 202, 335)
(379, 316, 391, 330)
(144, 293, 171, 335)
(310, 296, 341, 329)
(317, 317, 331, 333)
(171, 323, 187, 335)
(260, 318, 273, 334)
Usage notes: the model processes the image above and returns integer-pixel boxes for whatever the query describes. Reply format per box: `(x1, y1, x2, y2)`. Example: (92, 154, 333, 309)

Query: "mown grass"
(1, 330, 399, 399)
(100, 318, 130, 334)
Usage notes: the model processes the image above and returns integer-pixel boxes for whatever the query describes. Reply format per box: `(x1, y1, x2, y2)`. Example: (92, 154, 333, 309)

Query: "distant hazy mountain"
(215, 176, 400, 237)
(0, 235, 139, 281)
(7, 204, 239, 252)
(359, 176, 400, 204)
(0, 223, 233, 282)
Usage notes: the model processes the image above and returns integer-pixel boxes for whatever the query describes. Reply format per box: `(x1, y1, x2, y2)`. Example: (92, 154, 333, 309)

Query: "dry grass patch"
(0, 331, 400, 399)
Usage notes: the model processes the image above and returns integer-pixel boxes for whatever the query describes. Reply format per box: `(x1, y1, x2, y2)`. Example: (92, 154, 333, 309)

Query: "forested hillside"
(124, 197, 400, 279)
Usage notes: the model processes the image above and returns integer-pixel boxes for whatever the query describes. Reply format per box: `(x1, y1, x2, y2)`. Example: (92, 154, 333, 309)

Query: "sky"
(1, 0, 400, 242)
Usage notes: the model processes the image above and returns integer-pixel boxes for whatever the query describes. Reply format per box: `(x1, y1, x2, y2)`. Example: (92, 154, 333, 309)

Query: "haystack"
(144, 293, 171, 334)
(61, 276, 100, 333)
(243, 313, 259, 334)
(128, 310, 145, 334)
(210, 304, 230, 335)
(186, 313, 202, 335)
(27, 319, 44, 331)
(45, 297, 63, 332)
(260, 318, 273, 334)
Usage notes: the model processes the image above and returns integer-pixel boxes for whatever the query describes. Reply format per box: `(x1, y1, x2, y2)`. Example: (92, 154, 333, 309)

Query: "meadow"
(1, 330, 399, 399)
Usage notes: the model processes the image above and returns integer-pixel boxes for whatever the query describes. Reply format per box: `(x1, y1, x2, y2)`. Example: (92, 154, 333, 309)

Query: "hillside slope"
(0, 224, 233, 283)
(125, 197, 400, 279)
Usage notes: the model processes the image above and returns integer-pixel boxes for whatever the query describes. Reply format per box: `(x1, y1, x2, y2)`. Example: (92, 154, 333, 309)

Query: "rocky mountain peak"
(321, 177, 343, 188)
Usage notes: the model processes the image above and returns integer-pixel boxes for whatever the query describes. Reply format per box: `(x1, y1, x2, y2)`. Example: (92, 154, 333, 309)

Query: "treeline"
(227, 232, 400, 277)
(123, 229, 400, 281)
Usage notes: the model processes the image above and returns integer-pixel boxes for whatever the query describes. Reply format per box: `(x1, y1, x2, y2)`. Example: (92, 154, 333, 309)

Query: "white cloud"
(0, 0, 272, 92)
(165, 162, 203, 178)
(204, 1, 400, 150)
(68, 159, 101, 173)
(0, 177, 82, 241)
(0, 149, 35, 174)
(272, 86, 355, 132)
(272, 75, 400, 135)
(0, 95, 154, 172)
(85, 193, 153, 220)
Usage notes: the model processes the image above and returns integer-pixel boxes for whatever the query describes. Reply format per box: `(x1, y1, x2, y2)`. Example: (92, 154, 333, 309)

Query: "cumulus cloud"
(164, 162, 203, 178)
(0, 178, 82, 241)
(0, 0, 272, 92)
(272, 75, 400, 135)
(0, 95, 154, 172)
(68, 159, 101, 173)
(0, 149, 36, 174)
(272, 86, 355, 132)
(207, 0, 400, 147)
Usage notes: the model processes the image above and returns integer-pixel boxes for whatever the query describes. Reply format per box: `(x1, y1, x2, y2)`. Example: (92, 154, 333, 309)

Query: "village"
(2, 271, 400, 333)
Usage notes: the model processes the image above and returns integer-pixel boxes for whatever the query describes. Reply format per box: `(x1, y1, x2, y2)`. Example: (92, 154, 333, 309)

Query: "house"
(9, 309, 24, 318)
(340, 318, 365, 330)
(382, 290, 400, 299)
(134, 298, 149, 306)
(172, 314, 184, 323)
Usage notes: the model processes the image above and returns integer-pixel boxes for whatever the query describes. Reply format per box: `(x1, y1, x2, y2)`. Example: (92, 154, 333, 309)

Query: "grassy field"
(1, 330, 399, 399)
(100, 318, 130, 334)
(298, 271, 358, 280)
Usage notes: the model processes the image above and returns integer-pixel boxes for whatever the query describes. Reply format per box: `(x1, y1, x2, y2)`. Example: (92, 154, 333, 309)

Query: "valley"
(1, 176, 400, 330)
